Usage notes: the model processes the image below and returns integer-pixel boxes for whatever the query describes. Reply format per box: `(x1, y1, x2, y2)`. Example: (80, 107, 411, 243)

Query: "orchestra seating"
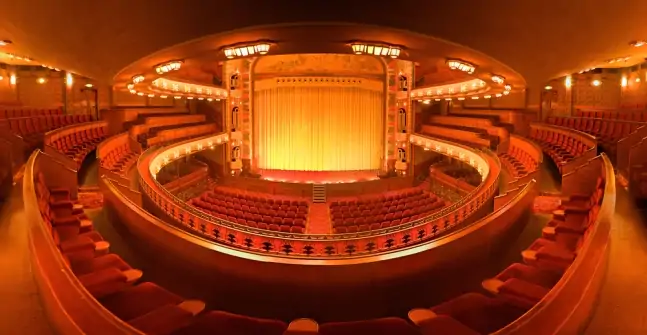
(546, 116, 645, 160)
(45, 122, 108, 168)
(190, 188, 309, 233)
(409, 156, 610, 334)
(329, 188, 446, 233)
(0, 114, 94, 150)
(528, 125, 595, 173)
(0, 106, 62, 119)
(574, 109, 647, 122)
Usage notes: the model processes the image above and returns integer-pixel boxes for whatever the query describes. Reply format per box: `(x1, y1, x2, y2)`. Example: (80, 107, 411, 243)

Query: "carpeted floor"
(77, 191, 103, 209)
(533, 195, 561, 214)
(307, 203, 331, 234)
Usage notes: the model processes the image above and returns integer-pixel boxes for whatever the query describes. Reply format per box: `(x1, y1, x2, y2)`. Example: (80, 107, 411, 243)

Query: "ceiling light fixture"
(491, 75, 505, 84)
(137, 92, 144, 96)
(630, 40, 646, 47)
(207, 98, 213, 102)
(457, 97, 465, 101)
(471, 96, 479, 99)
(223, 42, 272, 59)
(350, 42, 401, 58)
(160, 95, 168, 99)
(132, 75, 145, 84)
(495, 93, 502, 97)
(0, 40, 12, 46)
(504, 84, 512, 91)
(85, 83, 93, 88)
(127, 83, 134, 90)
(544, 85, 553, 90)
(148, 94, 155, 98)
(155, 60, 183, 74)
(130, 89, 137, 94)
(606, 56, 630, 64)
(446, 59, 476, 74)
(484, 95, 491, 99)
(174, 96, 182, 99)
(503, 91, 510, 95)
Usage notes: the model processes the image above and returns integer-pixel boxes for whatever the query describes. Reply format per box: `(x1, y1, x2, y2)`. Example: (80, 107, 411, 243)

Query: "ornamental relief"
(253, 54, 384, 77)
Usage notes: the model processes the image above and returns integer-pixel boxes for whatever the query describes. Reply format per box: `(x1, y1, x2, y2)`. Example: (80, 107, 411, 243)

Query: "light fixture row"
(446, 59, 476, 74)
(350, 43, 401, 58)
(129, 88, 221, 102)
(151, 78, 228, 97)
(224, 42, 271, 59)
(155, 60, 183, 74)
(417, 90, 510, 103)
(2, 52, 32, 62)
(411, 79, 488, 98)
(606, 56, 630, 64)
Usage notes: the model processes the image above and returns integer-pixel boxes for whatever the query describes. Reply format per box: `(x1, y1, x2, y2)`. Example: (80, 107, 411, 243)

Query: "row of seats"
(546, 116, 644, 159)
(189, 189, 310, 234)
(574, 109, 647, 122)
(136, 122, 208, 145)
(405, 175, 607, 334)
(0, 107, 62, 119)
(100, 143, 139, 175)
(35, 172, 312, 335)
(331, 193, 435, 216)
(0, 114, 94, 149)
(529, 127, 592, 173)
(499, 145, 539, 179)
(48, 125, 107, 167)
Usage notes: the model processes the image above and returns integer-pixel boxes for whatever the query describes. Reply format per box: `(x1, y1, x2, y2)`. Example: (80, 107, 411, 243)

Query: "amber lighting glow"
(544, 85, 553, 90)
(630, 40, 646, 47)
(565, 76, 572, 88)
(223, 42, 272, 59)
(155, 60, 183, 74)
(9, 74, 16, 85)
(37, 77, 46, 84)
(621, 77, 628, 87)
(0, 40, 11, 46)
(85, 83, 93, 88)
(132, 75, 145, 84)
(151, 78, 228, 99)
(606, 57, 630, 64)
(350, 43, 401, 58)
(446, 59, 476, 74)
(592, 79, 602, 87)
(491, 75, 505, 84)
(66, 73, 73, 87)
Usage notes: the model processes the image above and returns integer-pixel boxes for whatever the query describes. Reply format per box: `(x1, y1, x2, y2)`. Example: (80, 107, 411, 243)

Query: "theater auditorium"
(0, 2, 646, 334)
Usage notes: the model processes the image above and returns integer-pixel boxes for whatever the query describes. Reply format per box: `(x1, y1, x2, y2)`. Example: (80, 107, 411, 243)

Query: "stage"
(257, 169, 380, 184)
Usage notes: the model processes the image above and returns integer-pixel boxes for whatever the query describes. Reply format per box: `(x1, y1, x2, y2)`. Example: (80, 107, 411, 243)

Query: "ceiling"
(1, 1, 646, 89)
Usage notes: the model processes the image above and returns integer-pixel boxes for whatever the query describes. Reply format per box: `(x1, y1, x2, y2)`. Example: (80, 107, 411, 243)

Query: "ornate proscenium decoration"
(350, 42, 401, 58)
(490, 74, 505, 84)
(132, 75, 145, 84)
(223, 42, 272, 59)
(446, 59, 476, 74)
(155, 60, 183, 74)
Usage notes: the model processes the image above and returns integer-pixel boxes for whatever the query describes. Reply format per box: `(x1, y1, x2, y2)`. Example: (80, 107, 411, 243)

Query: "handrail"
(44, 120, 107, 145)
(137, 132, 501, 257)
(494, 154, 615, 334)
(23, 150, 143, 334)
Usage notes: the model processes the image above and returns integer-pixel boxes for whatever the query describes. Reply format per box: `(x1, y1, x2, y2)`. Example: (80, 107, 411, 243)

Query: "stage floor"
(258, 169, 379, 184)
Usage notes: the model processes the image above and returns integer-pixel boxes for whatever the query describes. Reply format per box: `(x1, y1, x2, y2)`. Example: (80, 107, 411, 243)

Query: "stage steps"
(312, 184, 327, 203)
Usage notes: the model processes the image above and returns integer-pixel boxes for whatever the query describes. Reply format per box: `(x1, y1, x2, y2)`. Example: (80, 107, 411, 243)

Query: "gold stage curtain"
(254, 83, 383, 171)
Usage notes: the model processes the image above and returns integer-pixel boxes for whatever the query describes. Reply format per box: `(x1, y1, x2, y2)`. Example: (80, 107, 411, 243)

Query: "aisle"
(0, 185, 54, 334)
(307, 203, 331, 234)
(584, 186, 647, 335)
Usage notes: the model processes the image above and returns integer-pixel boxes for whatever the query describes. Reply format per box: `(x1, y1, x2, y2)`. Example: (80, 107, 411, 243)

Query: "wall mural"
(253, 54, 384, 77)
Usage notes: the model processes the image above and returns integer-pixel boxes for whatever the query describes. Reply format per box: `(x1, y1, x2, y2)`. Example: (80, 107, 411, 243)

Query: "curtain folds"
(254, 85, 383, 171)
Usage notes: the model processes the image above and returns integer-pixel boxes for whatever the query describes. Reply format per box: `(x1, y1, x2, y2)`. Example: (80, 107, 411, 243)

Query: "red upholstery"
(170, 311, 288, 335)
(499, 144, 538, 178)
(77, 267, 132, 298)
(430, 293, 526, 334)
(190, 188, 309, 232)
(529, 127, 593, 173)
(101, 143, 139, 175)
(319, 317, 421, 335)
(128, 304, 195, 335)
(99, 282, 184, 321)
(418, 315, 479, 335)
(493, 263, 562, 288)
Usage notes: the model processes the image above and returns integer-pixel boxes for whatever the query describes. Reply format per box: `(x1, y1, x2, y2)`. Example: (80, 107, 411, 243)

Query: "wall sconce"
(9, 74, 16, 85)
(155, 61, 183, 74)
(85, 83, 93, 88)
(491, 75, 505, 84)
(350, 42, 401, 58)
(132, 75, 145, 84)
(621, 77, 628, 87)
(37, 77, 46, 84)
(174, 96, 182, 99)
(223, 42, 272, 59)
(565, 76, 572, 88)
(446, 59, 476, 74)
(544, 85, 553, 90)
(66, 73, 73, 87)
(592, 79, 601, 87)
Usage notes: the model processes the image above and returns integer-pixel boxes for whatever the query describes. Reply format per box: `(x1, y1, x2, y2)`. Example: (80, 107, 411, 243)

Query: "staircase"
(312, 184, 327, 203)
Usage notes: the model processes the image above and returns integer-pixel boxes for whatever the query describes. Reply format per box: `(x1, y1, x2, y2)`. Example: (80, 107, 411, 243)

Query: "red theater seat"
(170, 311, 288, 335)
(319, 317, 421, 335)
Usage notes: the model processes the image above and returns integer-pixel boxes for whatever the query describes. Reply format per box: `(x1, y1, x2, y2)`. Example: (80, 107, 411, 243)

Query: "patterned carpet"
(77, 191, 103, 209)
(533, 195, 561, 214)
